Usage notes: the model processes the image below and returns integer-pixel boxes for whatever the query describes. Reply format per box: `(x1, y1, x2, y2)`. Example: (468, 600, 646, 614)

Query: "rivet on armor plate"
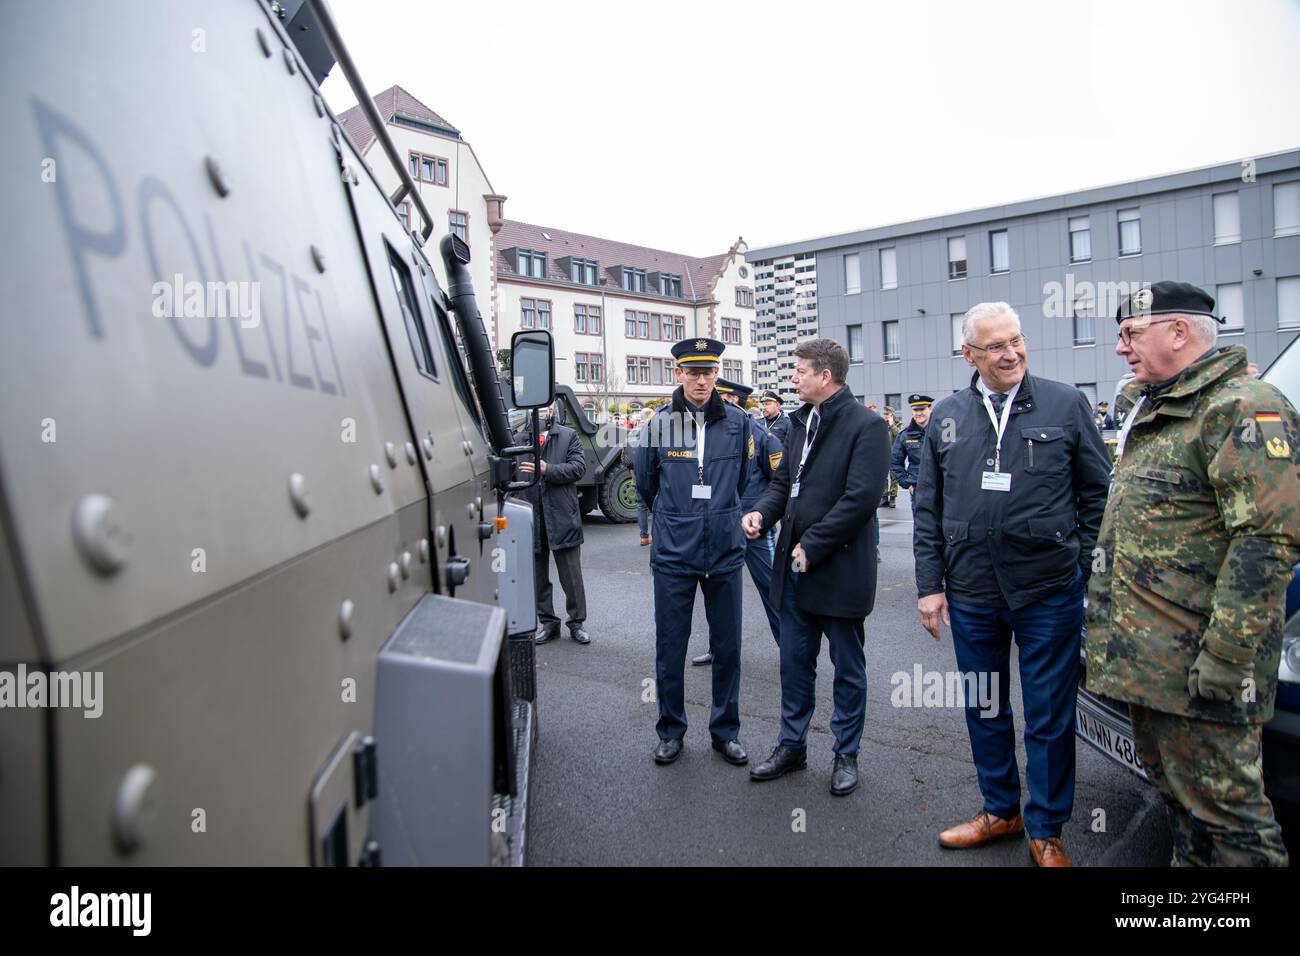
(400, 552, 412, 579)
(418, 539, 429, 563)
(421, 437, 434, 460)
(72, 494, 132, 575)
(256, 27, 272, 57)
(205, 156, 231, 198)
(405, 442, 417, 465)
(369, 464, 384, 494)
(384, 442, 398, 468)
(113, 764, 158, 855)
(311, 245, 327, 273)
(339, 599, 355, 640)
(386, 563, 400, 593)
(283, 48, 297, 74)
(467, 502, 478, 519)
(436, 525, 447, 547)
(288, 472, 311, 518)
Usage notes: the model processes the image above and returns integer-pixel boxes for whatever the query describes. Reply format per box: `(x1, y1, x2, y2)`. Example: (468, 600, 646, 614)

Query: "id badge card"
(791, 481, 801, 498)
(981, 471, 1011, 492)
(692, 484, 713, 500)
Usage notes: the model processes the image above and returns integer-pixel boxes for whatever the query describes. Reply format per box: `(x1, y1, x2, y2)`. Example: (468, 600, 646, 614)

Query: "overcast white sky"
(320, 0, 1300, 258)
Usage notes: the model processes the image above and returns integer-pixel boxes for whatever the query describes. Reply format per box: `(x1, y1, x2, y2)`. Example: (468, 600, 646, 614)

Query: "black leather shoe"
(712, 738, 748, 765)
(830, 754, 859, 796)
(691, 651, 714, 666)
(569, 627, 591, 644)
(534, 626, 559, 645)
(749, 745, 807, 781)
(654, 738, 683, 765)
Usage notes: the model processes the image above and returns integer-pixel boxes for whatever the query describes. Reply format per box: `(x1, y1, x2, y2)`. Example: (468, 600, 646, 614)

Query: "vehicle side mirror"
(510, 330, 555, 409)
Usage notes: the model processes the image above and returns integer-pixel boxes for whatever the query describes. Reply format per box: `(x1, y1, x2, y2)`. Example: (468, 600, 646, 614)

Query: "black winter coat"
(753, 385, 891, 619)
(516, 422, 586, 553)
(912, 371, 1111, 610)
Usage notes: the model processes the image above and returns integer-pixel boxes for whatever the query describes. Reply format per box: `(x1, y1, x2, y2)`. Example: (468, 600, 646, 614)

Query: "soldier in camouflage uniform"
(882, 406, 903, 507)
(1086, 281, 1300, 867)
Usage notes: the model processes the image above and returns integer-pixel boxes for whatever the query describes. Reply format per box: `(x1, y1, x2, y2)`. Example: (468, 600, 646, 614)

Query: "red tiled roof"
(496, 220, 740, 304)
(337, 85, 460, 156)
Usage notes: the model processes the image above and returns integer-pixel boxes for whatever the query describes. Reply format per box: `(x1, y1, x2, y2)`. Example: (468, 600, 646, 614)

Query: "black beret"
(1115, 281, 1219, 324)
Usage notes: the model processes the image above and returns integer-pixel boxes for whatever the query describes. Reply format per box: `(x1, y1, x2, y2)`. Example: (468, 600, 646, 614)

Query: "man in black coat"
(517, 405, 591, 645)
(742, 339, 891, 796)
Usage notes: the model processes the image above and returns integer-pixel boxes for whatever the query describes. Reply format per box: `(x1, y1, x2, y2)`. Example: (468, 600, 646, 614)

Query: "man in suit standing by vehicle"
(518, 405, 591, 645)
(743, 339, 891, 796)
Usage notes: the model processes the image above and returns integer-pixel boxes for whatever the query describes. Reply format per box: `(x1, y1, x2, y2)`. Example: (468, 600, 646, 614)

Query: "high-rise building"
(752, 253, 817, 398)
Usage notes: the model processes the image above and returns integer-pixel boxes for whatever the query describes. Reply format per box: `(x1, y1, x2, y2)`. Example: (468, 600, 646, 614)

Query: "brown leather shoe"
(1028, 836, 1072, 867)
(938, 809, 1025, 848)
(640, 536, 651, 546)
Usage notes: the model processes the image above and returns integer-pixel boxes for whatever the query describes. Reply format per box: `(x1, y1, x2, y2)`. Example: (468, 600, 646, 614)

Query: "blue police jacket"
(890, 419, 926, 489)
(742, 423, 783, 511)
(635, 387, 754, 576)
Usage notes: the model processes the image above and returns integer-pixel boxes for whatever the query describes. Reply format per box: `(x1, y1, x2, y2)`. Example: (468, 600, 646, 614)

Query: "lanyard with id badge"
(980, 387, 1016, 492)
(691, 413, 711, 499)
(790, 411, 819, 499)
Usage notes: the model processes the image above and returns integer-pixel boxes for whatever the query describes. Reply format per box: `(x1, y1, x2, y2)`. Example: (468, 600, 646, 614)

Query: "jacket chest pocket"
(1020, 425, 1067, 474)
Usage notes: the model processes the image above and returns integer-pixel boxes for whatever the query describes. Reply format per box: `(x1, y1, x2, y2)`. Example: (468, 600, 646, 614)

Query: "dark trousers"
(743, 531, 781, 643)
(637, 501, 652, 536)
(777, 572, 867, 756)
(653, 569, 742, 743)
(946, 571, 1083, 839)
(534, 506, 585, 629)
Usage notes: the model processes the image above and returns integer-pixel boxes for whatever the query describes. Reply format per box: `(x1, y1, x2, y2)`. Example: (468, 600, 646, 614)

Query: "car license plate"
(1076, 696, 1148, 780)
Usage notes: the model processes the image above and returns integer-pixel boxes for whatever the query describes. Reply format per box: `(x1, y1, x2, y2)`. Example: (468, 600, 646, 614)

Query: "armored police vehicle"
(0, 0, 554, 865)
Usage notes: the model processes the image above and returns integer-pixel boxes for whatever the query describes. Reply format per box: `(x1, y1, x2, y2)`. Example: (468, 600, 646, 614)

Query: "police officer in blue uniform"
(692, 378, 783, 666)
(635, 339, 755, 766)
(890, 394, 932, 513)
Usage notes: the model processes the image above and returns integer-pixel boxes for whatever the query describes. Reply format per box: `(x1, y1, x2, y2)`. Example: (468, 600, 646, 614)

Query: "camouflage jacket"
(1085, 346, 1300, 724)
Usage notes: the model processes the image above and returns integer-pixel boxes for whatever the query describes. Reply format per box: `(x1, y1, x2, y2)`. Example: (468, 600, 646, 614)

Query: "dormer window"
(658, 273, 682, 298)
(621, 268, 647, 293)
(516, 249, 547, 279)
(570, 258, 598, 285)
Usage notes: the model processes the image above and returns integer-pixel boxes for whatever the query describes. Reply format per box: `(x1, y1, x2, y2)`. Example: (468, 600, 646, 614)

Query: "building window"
(409, 152, 448, 186)
(885, 393, 901, 413)
(1275, 182, 1300, 238)
(575, 303, 601, 335)
(1072, 294, 1095, 346)
(625, 310, 636, 337)
(590, 354, 602, 383)
(397, 201, 410, 231)
(449, 210, 468, 242)
(882, 321, 900, 361)
(736, 287, 754, 307)
(627, 356, 637, 383)
(517, 249, 546, 278)
(989, 230, 1009, 274)
(1068, 216, 1091, 262)
(575, 353, 590, 383)
(722, 359, 744, 383)
(539, 300, 552, 329)
(672, 315, 685, 340)
(622, 268, 647, 293)
(637, 312, 649, 338)
(1117, 207, 1141, 256)
(880, 247, 897, 290)
(947, 237, 967, 280)
(659, 274, 682, 297)
(951, 313, 964, 355)
(571, 258, 598, 285)
(721, 317, 742, 345)
(639, 357, 651, 384)
(846, 324, 863, 362)
(1213, 192, 1240, 245)
(521, 298, 536, 328)
(1278, 277, 1300, 329)
(1216, 283, 1244, 333)
(844, 253, 861, 294)
(1076, 383, 1098, 407)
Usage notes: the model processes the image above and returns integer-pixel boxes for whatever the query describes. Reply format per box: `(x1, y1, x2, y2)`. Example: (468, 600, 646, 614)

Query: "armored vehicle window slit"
(428, 294, 489, 440)
(387, 244, 438, 381)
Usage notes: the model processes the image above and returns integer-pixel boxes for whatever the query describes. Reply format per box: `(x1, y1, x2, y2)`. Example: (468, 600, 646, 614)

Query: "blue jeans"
(777, 572, 867, 756)
(946, 571, 1084, 839)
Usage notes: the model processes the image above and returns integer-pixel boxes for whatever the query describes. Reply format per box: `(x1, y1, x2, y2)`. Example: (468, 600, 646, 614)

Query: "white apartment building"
(494, 221, 757, 415)
(752, 252, 818, 396)
(337, 86, 506, 321)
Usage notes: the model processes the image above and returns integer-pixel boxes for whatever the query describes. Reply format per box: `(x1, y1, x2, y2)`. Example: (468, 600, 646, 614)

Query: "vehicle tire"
(599, 464, 639, 523)
(579, 486, 598, 516)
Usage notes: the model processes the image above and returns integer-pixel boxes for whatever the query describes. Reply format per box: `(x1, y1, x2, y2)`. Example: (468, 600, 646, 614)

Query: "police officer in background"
(760, 390, 792, 446)
(1093, 400, 1116, 431)
(1087, 281, 1300, 866)
(890, 395, 932, 513)
(635, 339, 756, 767)
(692, 379, 784, 666)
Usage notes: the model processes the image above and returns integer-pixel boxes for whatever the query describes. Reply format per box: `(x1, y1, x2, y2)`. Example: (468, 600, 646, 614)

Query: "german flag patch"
(1257, 412, 1291, 460)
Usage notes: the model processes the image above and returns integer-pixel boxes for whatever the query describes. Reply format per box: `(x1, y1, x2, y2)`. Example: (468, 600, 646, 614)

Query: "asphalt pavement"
(528, 505, 1171, 866)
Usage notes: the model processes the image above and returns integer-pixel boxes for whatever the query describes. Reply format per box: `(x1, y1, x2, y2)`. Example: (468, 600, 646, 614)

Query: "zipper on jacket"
(1028, 438, 1034, 470)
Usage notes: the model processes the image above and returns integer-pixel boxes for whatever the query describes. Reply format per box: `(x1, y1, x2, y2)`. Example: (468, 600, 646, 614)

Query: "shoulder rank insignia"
(769, 451, 782, 470)
(747, 434, 755, 459)
(1257, 412, 1290, 459)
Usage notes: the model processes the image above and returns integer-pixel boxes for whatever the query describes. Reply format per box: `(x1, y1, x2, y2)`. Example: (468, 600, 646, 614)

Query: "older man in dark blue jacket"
(913, 302, 1110, 867)
(743, 339, 892, 796)
(635, 338, 755, 767)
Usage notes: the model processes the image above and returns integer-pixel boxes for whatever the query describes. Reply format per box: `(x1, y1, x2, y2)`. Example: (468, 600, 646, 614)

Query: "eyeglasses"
(1117, 317, 1178, 345)
(966, 334, 1027, 355)
(680, 367, 717, 379)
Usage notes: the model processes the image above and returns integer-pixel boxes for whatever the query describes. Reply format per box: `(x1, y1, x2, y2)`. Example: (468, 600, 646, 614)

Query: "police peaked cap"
(715, 378, 754, 400)
(671, 337, 725, 366)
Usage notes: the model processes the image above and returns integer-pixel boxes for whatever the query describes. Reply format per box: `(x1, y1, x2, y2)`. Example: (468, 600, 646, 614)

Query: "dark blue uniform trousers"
(653, 569, 742, 743)
(743, 532, 781, 643)
(946, 571, 1083, 840)
(777, 572, 867, 756)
